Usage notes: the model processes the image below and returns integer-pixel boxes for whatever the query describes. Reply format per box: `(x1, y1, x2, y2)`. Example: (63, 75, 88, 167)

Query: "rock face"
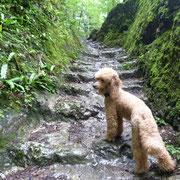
(1, 40, 179, 179)
(95, 0, 138, 42)
(92, 0, 180, 128)
(95, 0, 180, 47)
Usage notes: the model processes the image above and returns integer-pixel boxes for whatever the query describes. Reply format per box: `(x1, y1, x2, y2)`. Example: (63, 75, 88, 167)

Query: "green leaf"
(33, 81, 46, 85)
(15, 83, 25, 92)
(1, 63, 8, 79)
(29, 49, 36, 54)
(1, 13, 4, 20)
(0, 24, 2, 32)
(5, 80, 15, 89)
(22, 75, 28, 84)
(5, 19, 15, 26)
(39, 84, 50, 91)
(18, 53, 26, 59)
(39, 60, 45, 68)
(177, 154, 180, 160)
(50, 65, 55, 72)
(8, 52, 16, 61)
(29, 73, 36, 84)
(10, 76, 23, 82)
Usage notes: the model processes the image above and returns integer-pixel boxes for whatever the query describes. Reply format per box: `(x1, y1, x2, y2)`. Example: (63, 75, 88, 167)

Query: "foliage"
(0, 135, 8, 148)
(0, 0, 126, 107)
(0, 0, 82, 106)
(155, 117, 167, 126)
(64, 0, 121, 37)
(96, 0, 138, 43)
(166, 143, 180, 160)
(123, 61, 134, 70)
(137, 11, 180, 126)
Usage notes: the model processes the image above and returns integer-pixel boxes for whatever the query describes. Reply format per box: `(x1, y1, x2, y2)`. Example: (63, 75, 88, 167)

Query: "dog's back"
(115, 88, 151, 120)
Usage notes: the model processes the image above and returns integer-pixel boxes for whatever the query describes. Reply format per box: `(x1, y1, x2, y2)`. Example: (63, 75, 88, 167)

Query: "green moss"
(0, 1, 82, 108)
(137, 11, 180, 126)
(97, 0, 138, 45)
(9, 149, 27, 167)
(96, 0, 180, 126)
(44, 24, 80, 69)
(0, 136, 8, 148)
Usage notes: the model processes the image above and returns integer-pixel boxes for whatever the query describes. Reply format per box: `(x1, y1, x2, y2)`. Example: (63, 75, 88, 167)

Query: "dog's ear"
(110, 76, 122, 99)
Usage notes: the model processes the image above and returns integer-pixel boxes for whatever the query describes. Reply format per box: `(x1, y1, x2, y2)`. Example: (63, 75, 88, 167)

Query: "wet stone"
(78, 72, 94, 82)
(93, 140, 133, 160)
(119, 69, 141, 79)
(63, 72, 94, 83)
(101, 48, 124, 58)
(69, 65, 87, 72)
(59, 83, 91, 96)
(122, 84, 143, 91)
(83, 51, 100, 58)
(63, 73, 81, 83)
(7, 122, 92, 167)
(55, 96, 102, 121)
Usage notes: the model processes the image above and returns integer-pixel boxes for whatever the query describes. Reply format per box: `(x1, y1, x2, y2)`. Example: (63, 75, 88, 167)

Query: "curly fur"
(93, 68, 175, 173)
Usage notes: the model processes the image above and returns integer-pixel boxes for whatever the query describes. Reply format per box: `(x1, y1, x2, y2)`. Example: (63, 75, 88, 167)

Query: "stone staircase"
(2, 40, 178, 180)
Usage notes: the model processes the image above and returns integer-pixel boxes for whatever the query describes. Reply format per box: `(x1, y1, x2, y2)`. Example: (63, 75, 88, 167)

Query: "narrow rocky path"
(1, 40, 179, 180)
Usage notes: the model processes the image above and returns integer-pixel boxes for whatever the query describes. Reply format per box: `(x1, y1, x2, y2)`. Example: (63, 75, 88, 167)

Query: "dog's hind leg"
(141, 136, 175, 172)
(139, 120, 175, 172)
(132, 123, 149, 173)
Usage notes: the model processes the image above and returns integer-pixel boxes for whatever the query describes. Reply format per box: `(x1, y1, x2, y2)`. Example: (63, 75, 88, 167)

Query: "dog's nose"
(93, 84, 96, 89)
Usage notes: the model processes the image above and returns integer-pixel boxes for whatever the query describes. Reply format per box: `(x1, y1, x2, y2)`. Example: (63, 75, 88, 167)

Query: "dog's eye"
(101, 79, 104, 82)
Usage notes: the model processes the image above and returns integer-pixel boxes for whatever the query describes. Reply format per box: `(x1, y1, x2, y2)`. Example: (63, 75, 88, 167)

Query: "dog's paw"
(136, 167, 149, 174)
(105, 136, 113, 142)
(136, 163, 149, 174)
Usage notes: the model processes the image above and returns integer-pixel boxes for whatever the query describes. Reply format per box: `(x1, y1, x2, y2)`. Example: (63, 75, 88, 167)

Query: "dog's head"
(93, 68, 122, 98)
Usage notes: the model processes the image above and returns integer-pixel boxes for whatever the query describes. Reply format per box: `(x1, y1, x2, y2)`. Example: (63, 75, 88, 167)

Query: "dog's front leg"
(105, 101, 119, 142)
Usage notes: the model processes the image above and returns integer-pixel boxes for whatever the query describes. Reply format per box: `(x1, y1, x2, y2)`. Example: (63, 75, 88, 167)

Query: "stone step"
(59, 81, 146, 104)
(122, 78, 144, 86)
(83, 52, 99, 58)
(63, 72, 94, 83)
(122, 84, 142, 91)
(100, 48, 125, 58)
(59, 82, 92, 96)
(119, 69, 141, 79)
(63, 70, 141, 83)
(36, 90, 104, 122)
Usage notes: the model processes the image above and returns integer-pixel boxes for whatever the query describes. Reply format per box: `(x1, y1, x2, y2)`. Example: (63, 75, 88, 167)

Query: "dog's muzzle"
(93, 84, 97, 89)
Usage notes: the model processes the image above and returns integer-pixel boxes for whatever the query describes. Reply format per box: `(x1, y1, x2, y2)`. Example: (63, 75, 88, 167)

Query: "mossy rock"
(94, 0, 180, 127)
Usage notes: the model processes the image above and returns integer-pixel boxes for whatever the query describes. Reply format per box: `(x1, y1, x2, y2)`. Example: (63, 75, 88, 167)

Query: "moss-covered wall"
(96, 0, 139, 46)
(0, 0, 82, 147)
(95, 0, 180, 127)
(0, 0, 82, 106)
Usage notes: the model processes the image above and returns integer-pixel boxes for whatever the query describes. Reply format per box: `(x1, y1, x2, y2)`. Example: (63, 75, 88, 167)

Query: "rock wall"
(93, 0, 180, 128)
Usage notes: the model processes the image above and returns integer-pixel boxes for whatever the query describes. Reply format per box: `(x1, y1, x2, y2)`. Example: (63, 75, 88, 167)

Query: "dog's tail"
(156, 148, 175, 172)
(138, 116, 175, 172)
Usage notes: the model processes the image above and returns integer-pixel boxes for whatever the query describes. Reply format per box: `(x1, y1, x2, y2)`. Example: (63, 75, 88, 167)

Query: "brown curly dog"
(93, 68, 175, 173)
